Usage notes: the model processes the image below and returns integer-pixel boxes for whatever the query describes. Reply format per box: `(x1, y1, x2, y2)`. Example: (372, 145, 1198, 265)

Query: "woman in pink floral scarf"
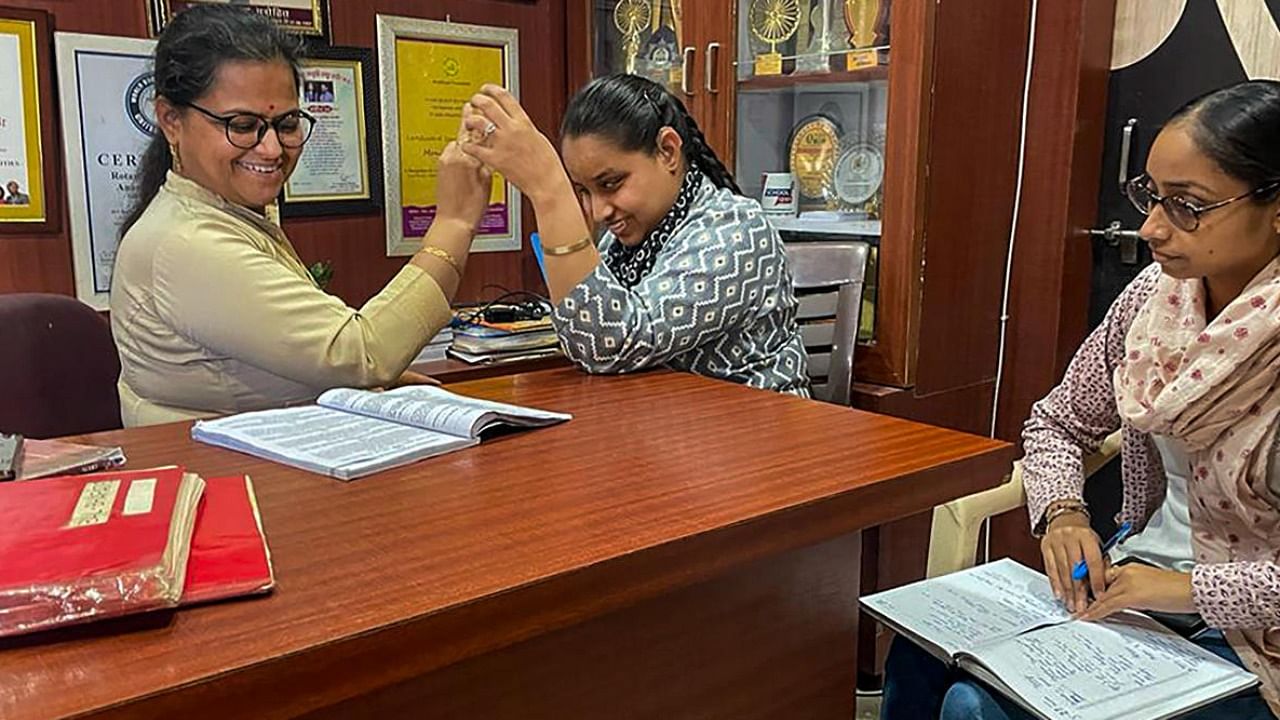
(882, 81, 1280, 720)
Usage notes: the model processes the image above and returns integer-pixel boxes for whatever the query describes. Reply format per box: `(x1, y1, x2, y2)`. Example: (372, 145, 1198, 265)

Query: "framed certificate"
(54, 32, 157, 310)
(0, 7, 58, 232)
(149, 0, 328, 38)
(282, 45, 382, 218)
(376, 15, 521, 256)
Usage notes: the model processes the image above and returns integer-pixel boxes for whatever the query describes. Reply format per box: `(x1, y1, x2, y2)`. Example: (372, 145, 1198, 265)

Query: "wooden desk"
(0, 369, 1012, 720)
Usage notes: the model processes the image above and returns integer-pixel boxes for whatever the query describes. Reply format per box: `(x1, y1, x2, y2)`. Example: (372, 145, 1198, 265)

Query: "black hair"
(1168, 80, 1280, 202)
(560, 73, 741, 195)
(120, 4, 305, 235)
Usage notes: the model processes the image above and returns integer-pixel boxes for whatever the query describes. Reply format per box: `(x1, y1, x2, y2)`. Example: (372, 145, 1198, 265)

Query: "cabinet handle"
(682, 46, 696, 96)
(705, 42, 721, 93)
(1118, 118, 1137, 189)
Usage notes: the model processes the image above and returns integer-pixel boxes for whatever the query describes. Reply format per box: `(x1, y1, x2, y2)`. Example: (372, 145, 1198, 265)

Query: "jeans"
(880, 631, 1275, 720)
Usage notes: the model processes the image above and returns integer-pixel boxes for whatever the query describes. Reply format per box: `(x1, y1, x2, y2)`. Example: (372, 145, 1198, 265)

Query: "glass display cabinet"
(570, 0, 1031, 396)
(734, 0, 890, 342)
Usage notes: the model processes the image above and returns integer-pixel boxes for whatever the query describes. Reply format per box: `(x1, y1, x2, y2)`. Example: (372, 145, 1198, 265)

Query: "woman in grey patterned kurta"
(459, 75, 809, 396)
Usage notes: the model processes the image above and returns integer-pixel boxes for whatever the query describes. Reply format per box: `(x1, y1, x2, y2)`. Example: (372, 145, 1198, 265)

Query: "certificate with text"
(55, 33, 157, 310)
(378, 16, 520, 255)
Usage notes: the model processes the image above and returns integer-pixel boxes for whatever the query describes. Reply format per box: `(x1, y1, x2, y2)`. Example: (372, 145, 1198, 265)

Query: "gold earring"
(170, 143, 183, 173)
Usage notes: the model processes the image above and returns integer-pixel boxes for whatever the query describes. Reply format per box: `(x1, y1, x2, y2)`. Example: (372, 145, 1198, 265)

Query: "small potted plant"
(308, 260, 334, 291)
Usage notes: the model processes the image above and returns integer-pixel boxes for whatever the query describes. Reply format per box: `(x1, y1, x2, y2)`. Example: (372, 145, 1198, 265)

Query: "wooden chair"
(0, 293, 122, 438)
(785, 242, 870, 406)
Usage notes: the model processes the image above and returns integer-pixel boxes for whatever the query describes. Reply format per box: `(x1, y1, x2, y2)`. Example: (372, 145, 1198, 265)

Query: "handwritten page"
(861, 558, 1071, 658)
(964, 613, 1257, 720)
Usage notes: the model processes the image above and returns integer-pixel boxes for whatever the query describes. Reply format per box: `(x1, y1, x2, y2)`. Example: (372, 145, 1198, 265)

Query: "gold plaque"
(787, 115, 842, 200)
(846, 49, 877, 71)
(750, 0, 801, 76)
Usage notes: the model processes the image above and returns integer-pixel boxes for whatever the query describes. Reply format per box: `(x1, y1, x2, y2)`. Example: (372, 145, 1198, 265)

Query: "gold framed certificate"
(0, 7, 57, 231)
(150, 0, 328, 38)
(282, 46, 382, 218)
(377, 16, 521, 256)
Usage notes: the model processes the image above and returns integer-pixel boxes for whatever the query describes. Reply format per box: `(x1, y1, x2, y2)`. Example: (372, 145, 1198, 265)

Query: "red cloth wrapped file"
(0, 466, 203, 638)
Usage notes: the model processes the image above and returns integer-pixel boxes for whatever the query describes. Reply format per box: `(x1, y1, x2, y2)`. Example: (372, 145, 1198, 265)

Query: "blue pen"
(1072, 521, 1133, 581)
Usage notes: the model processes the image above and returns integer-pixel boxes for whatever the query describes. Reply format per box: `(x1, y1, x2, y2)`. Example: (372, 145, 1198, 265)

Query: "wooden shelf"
(770, 217, 881, 237)
(737, 65, 889, 91)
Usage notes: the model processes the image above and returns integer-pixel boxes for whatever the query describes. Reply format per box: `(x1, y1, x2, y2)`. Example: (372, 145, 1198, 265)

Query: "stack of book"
(0, 466, 275, 638)
(412, 327, 454, 364)
(448, 312, 562, 365)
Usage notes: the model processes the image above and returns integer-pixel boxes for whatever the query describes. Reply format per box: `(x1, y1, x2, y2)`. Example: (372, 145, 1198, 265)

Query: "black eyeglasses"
(1125, 174, 1280, 232)
(185, 102, 316, 150)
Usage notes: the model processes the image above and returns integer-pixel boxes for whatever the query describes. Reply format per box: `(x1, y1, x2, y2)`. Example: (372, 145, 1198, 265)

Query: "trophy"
(793, 0, 831, 75)
(832, 141, 884, 215)
(787, 114, 842, 210)
(614, 0, 653, 75)
(637, 0, 680, 87)
(749, 0, 800, 76)
(843, 0, 883, 71)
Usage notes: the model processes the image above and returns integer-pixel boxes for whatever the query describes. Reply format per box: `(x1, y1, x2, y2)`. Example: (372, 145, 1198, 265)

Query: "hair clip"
(642, 90, 664, 114)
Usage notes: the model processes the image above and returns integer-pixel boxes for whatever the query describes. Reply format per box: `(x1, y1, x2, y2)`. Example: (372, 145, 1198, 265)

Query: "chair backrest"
(0, 293, 122, 438)
(784, 242, 870, 406)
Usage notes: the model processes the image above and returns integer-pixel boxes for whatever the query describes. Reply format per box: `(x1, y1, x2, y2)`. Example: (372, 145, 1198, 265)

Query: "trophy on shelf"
(833, 141, 884, 217)
(787, 113, 842, 211)
(749, 0, 800, 77)
(831, 124, 886, 218)
(793, 0, 832, 75)
(614, 0, 653, 75)
(843, 0, 884, 71)
(637, 0, 681, 87)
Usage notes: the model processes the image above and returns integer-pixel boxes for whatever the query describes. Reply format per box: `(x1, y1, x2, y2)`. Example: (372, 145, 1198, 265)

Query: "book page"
(962, 614, 1258, 720)
(318, 386, 570, 438)
(192, 406, 475, 479)
(861, 558, 1071, 658)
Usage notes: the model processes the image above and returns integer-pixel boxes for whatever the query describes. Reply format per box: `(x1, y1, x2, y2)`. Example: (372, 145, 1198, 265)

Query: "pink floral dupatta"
(1115, 256, 1280, 709)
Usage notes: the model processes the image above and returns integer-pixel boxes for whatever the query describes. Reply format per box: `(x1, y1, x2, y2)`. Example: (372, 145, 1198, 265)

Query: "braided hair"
(561, 74, 741, 195)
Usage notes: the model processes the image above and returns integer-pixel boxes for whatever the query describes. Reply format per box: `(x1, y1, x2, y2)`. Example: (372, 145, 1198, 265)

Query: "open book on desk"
(861, 559, 1258, 720)
(192, 386, 571, 481)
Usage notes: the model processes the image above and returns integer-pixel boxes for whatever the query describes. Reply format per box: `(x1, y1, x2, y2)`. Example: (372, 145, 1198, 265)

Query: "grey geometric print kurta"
(552, 176, 810, 396)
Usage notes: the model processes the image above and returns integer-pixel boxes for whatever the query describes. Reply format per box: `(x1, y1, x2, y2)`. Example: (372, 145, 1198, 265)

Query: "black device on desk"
(0, 433, 22, 481)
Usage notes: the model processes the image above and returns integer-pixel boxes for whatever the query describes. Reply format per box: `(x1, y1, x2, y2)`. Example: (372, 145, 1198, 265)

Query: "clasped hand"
(1041, 512, 1195, 620)
(456, 84, 565, 204)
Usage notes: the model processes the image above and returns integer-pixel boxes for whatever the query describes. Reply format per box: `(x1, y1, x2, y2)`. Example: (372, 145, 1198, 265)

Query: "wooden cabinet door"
(683, 0, 736, 166)
(568, 1, 699, 103)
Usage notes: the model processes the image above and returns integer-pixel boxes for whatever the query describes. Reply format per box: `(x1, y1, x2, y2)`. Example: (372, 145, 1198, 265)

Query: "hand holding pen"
(1072, 521, 1133, 582)
(1041, 505, 1109, 613)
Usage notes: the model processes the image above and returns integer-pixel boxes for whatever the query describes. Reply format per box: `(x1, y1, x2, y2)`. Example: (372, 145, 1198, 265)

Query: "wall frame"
(376, 15, 521, 256)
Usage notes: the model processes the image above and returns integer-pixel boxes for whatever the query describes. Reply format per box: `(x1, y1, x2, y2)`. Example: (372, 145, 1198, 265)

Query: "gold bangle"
(1043, 502, 1090, 529)
(420, 245, 462, 278)
(541, 235, 593, 257)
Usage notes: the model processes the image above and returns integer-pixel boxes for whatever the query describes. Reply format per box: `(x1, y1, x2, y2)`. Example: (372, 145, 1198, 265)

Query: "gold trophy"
(614, 0, 653, 75)
(843, 0, 883, 71)
(749, 0, 800, 76)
